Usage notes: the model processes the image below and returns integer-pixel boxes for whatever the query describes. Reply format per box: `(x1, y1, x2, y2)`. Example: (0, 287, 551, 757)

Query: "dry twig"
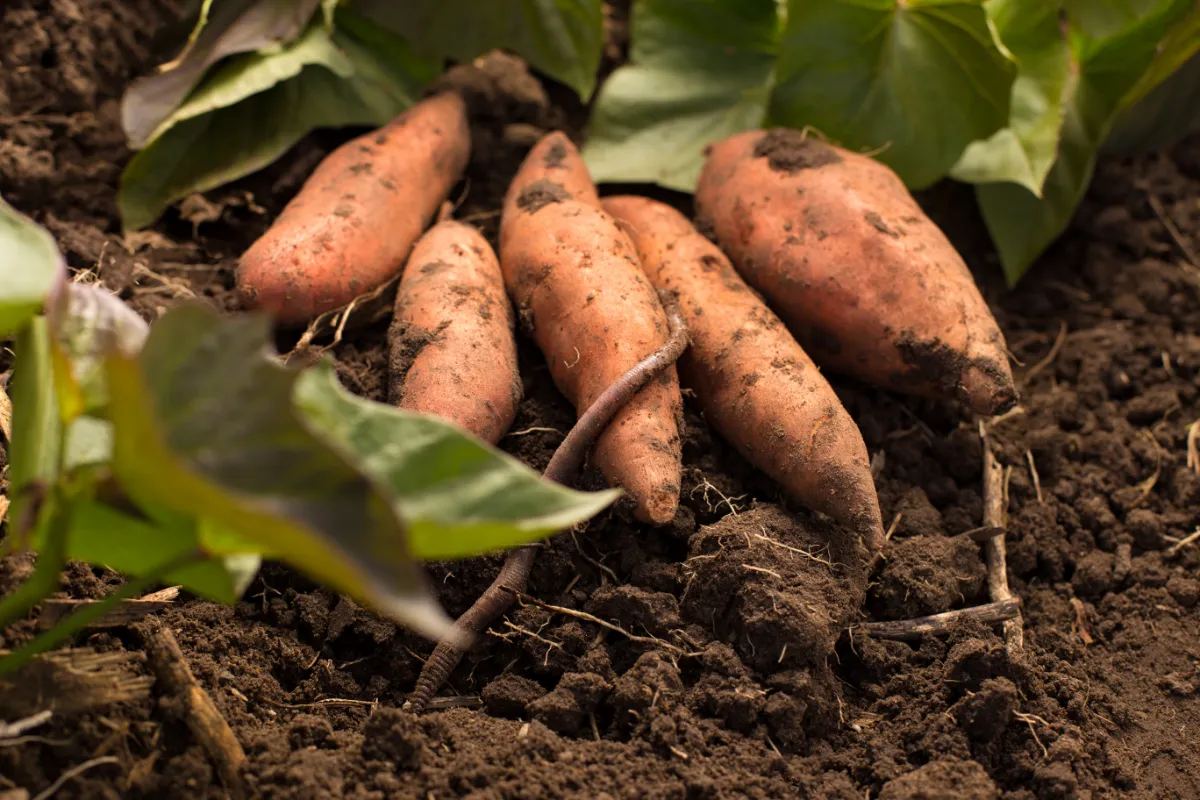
(953, 526, 1006, 543)
(980, 421, 1023, 650)
(884, 512, 903, 542)
(141, 625, 246, 800)
(37, 587, 180, 631)
(0, 710, 51, 739)
(852, 598, 1022, 641)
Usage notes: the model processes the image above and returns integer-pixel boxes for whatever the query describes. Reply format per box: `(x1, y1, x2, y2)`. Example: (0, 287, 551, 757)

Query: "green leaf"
(772, 0, 1016, 189)
(1115, 5, 1200, 109)
(1103, 7, 1200, 154)
(294, 362, 619, 562)
(950, 0, 1071, 194)
(351, 0, 604, 99)
(0, 197, 65, 338)
(1062, 0, 1163, 38)
(977, 0, 1194, 283)
(121, 0, 322, 147)
(1106, 49, 1200, 154)
(582, 0, 779, 192)
(66, 502, 260, 604)
(102, 303, 453, 640)
(118, 17, 439, 231)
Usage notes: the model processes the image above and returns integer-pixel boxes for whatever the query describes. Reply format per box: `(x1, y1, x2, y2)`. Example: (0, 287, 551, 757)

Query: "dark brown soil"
(2, 3, 1200, 799)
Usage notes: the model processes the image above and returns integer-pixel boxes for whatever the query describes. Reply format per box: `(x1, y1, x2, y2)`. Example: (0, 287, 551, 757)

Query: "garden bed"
(1, 2, 1198, 798)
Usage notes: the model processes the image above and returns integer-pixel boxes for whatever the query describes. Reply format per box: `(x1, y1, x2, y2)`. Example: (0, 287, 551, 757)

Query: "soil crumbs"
(2, 3, 1200, 799)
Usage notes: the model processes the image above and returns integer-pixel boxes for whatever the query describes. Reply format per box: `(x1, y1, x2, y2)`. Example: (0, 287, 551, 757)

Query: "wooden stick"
(980, 421, 1024, 650)
(37, 587, 180, 630)
(141, 625, 246, 800)
(953, 525, 1006, 543)
(853, 598, 1022, 641)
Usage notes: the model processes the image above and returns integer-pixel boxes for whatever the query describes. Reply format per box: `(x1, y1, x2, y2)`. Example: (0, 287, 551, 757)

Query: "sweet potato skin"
(237, 92, 471, 325)
(388, 220, 521, 445)
(604, 196, 884, 552)
(500, 133, 683, 525)
(695, 129, 1016, 417)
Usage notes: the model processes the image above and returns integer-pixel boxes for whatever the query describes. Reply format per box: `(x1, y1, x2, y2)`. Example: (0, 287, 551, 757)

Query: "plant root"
(404, 292, 689, 714)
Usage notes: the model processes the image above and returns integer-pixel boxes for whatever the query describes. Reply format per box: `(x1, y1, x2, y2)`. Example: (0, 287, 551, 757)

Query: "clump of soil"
(2, 3, 1200, 799)
(871, 535, 987, 618)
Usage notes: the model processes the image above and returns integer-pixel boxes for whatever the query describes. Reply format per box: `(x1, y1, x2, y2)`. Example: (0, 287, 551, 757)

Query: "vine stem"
(405, 292, 690, 713)
(0, 547, 206, 676)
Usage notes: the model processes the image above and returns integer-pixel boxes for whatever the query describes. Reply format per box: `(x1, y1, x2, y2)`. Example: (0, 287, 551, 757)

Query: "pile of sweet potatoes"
(236, 89, 1018, 676)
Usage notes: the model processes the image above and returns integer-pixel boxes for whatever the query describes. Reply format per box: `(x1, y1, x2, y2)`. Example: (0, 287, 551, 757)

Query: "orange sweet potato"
(604, 195, 884, 553)
(238, 92, 471, 325)
(695, 128, 1017, 417)
(499, 132, 683, 525)
(388, 219, 521, 445)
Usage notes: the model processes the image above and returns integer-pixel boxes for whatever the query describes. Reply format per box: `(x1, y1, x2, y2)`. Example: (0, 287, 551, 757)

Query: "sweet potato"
(603, 196, 884, 553)
(237, 92, 471, 325)
(499, 132, 683, 525)
(695, 128, 1017, 417)
(388, 218, 521, 445)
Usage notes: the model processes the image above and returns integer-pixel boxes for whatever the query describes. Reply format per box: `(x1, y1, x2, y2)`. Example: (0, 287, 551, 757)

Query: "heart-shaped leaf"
(772, 0, 1016, 188)
(583, 0, 779, 192)
(977, 0, 1197, 283)
(950, 0, 1072, 195)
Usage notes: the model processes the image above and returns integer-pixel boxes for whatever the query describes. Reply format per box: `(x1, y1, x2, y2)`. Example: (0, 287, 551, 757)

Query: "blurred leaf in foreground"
(66, 502, 260, 604)
(103, 303, 453, 640)
(295, 361, 620, 561)
(7, 318, 60, 540)
(0, 197, 65, 339)
(50, 282, 150, 420)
